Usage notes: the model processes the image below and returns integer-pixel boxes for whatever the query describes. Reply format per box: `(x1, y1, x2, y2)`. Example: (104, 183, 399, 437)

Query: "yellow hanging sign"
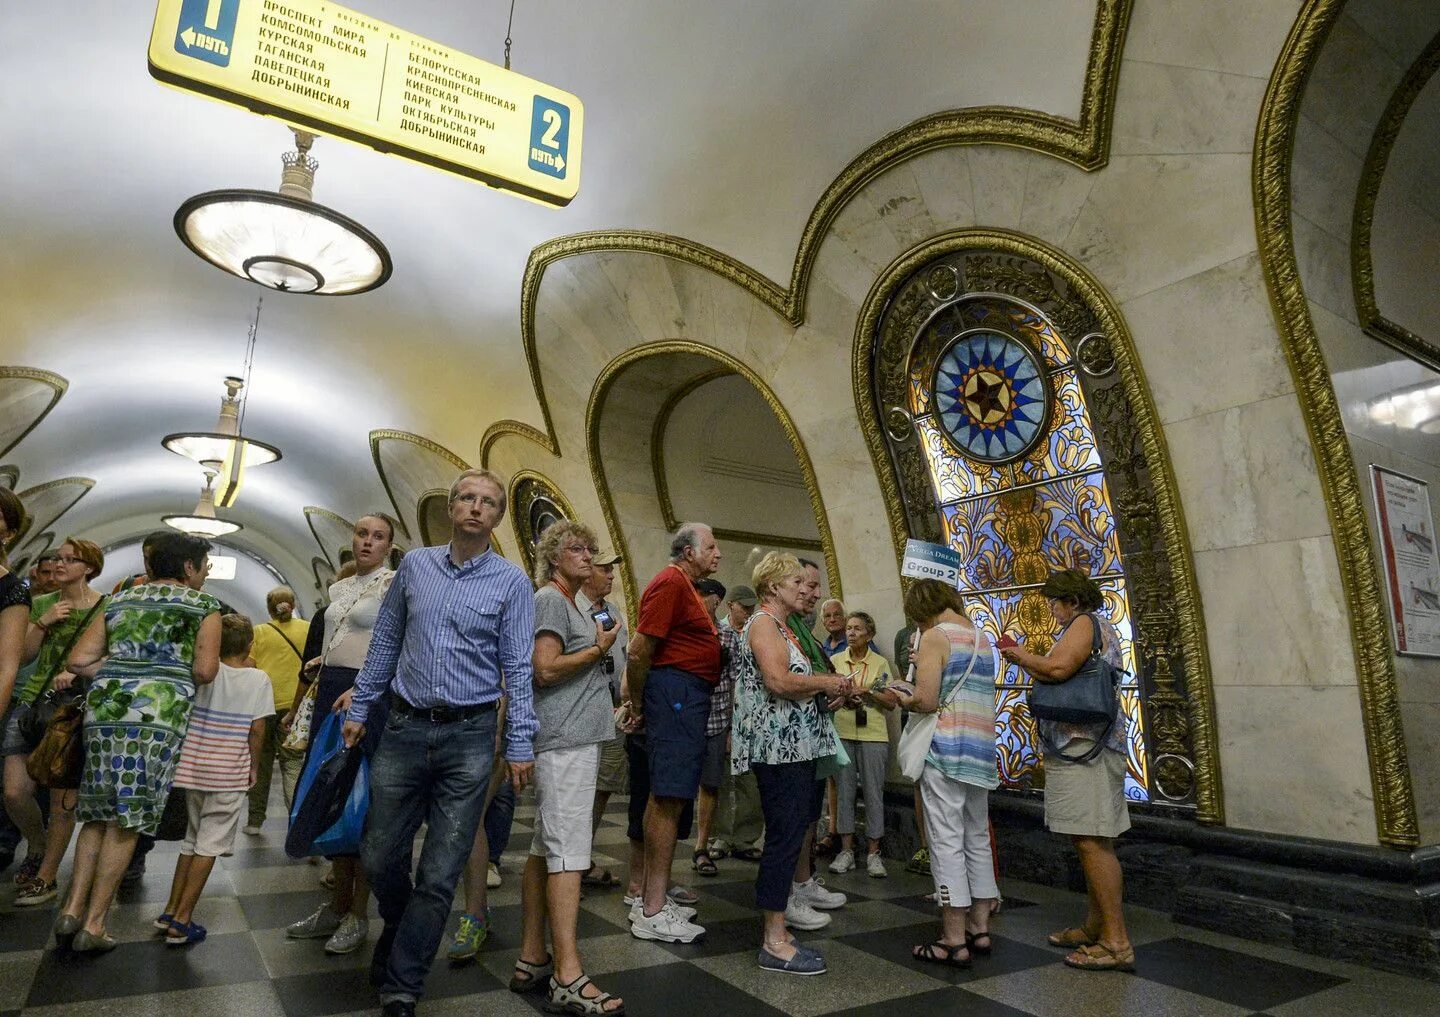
(148, 0, 583, 206)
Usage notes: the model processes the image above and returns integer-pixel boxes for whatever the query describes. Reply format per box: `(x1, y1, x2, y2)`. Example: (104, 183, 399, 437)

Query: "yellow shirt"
(829, 648, 893, 742)
(251, 617, 311, 711)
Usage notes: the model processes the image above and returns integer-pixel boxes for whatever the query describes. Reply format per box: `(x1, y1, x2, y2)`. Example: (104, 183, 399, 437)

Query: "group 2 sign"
(149, 0, 583, 206)
(901, 539, 962, 588)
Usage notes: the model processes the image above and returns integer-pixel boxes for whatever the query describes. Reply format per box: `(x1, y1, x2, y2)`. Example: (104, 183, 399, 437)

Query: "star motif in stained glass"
(932, 330, 1050, 463)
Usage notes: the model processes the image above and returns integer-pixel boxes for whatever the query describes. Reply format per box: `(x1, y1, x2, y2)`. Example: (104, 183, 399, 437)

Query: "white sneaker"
(793, 877, 847, 910)
(783, 897, 831, 931)
(828, 849, 855, 874)
(628, 896, 696, 922)
(324, 914, 369, 954)
(630, 903, 705, 943)
(486, 862, 502, 889)
(866, 853, 888, 878)
(243, 825, 263, 836)
(286, 902, 342, 939)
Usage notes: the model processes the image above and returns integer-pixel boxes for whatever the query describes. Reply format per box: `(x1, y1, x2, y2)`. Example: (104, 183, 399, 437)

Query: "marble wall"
(482, 1, 1395, 843)
(1292, 1, 1440, 843)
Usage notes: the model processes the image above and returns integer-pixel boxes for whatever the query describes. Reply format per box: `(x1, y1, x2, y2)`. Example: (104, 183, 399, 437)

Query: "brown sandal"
(1064, 941, 1136, 971)
(1047, 926, 1098, 948)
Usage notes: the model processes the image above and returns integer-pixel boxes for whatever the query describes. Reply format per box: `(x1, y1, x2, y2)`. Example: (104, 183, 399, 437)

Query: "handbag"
(25, 700, 85, 789)
(280, 681, 318, 753)
(19, 599, 105, 750)
(155, 786, 191, 841)
(1028, 613, 1125, 763)
(285, 711, 367, 858)
(896, 633, 980, 781)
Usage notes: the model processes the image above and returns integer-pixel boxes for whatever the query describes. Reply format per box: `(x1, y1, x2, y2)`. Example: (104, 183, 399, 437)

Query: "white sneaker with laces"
(783, 897, 831, 931)
(286, 902, 343, 939)
(630, 903, 705, 943)
(866, 853, 888, 878)
(793, 876, 847, 910)
(324, 914, 369, 954)
(828, 849, 855, 874)
(628, 896, 696, 922)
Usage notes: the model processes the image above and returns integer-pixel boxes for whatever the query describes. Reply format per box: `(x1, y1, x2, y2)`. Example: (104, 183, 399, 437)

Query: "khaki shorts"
(1043, 746, 1131, 839)
(180, 789, 247, 857)
(596, 736, 628, 795)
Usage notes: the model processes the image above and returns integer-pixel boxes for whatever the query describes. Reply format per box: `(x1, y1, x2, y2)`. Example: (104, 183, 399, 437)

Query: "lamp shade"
(163, 477, 241, 537)
(175, 189, 391, 296)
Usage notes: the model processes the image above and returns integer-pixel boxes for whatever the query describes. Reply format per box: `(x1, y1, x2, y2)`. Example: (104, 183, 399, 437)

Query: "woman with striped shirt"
(890, 579, 999, 969)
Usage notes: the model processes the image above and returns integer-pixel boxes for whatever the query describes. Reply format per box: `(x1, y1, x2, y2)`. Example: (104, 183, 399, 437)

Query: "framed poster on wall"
(1371, 465, 1440, 657)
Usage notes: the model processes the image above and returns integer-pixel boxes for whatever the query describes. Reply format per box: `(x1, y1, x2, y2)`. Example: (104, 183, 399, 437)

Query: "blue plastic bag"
(286, 711, 369, 858)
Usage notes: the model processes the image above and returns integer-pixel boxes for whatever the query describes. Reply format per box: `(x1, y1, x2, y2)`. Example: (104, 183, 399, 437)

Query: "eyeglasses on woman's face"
(563, 544, 597, 558)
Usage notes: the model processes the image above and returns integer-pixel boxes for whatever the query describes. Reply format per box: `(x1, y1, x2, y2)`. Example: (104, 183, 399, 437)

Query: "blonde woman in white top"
(283, 514, 397, 957)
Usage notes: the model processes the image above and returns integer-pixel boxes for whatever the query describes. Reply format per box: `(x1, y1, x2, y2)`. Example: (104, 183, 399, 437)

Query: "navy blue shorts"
(643, 666, 713, 801)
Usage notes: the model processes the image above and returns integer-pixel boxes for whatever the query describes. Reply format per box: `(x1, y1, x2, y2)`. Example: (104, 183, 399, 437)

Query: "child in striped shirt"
(159, 614, 274, 945)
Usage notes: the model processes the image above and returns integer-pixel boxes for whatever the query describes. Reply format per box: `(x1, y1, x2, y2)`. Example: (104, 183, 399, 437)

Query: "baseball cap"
(729, 584, 759, 607)
(593, 549, 623, 566)
(695, 578, 727, 600)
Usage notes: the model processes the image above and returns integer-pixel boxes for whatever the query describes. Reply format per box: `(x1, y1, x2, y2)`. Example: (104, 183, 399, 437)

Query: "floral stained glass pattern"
(908, 293, 1150, 801)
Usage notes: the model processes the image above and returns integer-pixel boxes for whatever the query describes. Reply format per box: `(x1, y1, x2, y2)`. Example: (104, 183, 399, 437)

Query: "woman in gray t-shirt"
(510, 521, 624, 1015)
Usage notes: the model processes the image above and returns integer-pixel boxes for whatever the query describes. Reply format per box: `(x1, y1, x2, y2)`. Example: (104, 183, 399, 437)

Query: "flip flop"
(581, 867, 619, 888)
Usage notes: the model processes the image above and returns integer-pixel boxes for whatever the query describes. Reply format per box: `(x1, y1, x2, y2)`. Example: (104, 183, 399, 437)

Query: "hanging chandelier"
(162, 300, 281, 508)
(163, 471, 242, 538)
(174, 129, 391, 296)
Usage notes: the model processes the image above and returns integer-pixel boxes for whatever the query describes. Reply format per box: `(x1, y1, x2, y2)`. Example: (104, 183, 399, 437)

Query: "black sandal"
(912, 940, 971, 968)
(966, 930, 993, 955)
(691, 851, 718, 877)
(731, 846, 763, 862)
(814, 835, 838, 857)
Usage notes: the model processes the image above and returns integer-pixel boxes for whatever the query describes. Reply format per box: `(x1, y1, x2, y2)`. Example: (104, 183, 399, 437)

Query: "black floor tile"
(1135, 938, 1347, 1010)
(649, 915, 765, 959)
(830, 986, 1039, 1017)
(0, 906, 55, 952)
(699, 876, 872, 911)
(580, 961, 787, 1017)
(26, 932, 268, 1007)
(238, 889, 333, 931)
(485, 902, 632, 943)
(890, 893, 1038, 917)
(836, 921, 1059, 985)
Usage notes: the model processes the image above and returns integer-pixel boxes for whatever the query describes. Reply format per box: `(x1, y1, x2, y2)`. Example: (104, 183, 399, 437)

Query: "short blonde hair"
(532, 519, 598, 587)
(449, 469, 508, 515)
(752, 551, 803, 600)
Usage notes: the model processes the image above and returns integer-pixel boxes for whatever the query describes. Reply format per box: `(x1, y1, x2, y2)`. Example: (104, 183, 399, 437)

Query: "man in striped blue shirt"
(344, 469, 536, 1017)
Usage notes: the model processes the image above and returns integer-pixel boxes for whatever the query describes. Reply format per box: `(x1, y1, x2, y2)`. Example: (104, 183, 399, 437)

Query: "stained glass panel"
(907, 293, 1150, 802)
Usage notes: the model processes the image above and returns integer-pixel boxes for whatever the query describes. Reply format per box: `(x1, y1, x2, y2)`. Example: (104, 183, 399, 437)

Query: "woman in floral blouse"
(731, 551, 851, 976)
(56, 532, 221, 952)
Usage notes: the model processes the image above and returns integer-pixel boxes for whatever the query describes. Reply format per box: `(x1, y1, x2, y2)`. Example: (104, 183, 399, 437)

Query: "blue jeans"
(361, 707, 496, 1003)
(484, 777, 515, 862)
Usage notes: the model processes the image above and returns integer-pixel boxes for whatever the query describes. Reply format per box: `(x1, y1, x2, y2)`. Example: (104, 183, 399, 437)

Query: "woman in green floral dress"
(55, 532, 221, 952)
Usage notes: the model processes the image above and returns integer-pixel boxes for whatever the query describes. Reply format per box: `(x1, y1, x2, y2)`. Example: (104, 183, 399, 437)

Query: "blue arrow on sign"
(528, 96, 570, 178)
(175, 0, 239, 68)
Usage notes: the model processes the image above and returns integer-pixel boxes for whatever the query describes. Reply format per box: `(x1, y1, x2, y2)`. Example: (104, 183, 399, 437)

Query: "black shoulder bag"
(1027, 613, 1125, 764)
(19, 598, 105, 751)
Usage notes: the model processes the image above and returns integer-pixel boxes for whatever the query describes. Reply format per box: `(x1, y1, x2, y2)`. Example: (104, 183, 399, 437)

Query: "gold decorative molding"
(851, 228, 1221, 825)
(479, 419, 553, 468)
(0, 367, 67, 459)
(303, 506, 355, 569)
(369, 429, 472, 542)
(1350, 29, 1440, 372)
(586, 340, 843, 618)
(1256, 0, 1418, 847)
(506, 0, 1132, 457)
(649, 369, 825, 553)
(508, 469, 580, 576)
(416, 487, 450, 548)
(12, 476, 96, 550)
(311, 555, 336, 592)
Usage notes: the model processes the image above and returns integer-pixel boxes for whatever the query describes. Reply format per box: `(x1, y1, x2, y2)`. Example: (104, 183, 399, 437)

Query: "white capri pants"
(919, 765, 998, 908)
(530, 742, 601, 873)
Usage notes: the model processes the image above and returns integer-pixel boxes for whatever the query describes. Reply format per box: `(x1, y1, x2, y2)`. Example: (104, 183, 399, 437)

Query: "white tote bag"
(896, 637, 979, 781)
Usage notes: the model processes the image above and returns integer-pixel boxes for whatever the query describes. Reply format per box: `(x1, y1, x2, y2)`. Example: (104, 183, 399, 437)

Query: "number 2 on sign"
(540, 108, 563, 149)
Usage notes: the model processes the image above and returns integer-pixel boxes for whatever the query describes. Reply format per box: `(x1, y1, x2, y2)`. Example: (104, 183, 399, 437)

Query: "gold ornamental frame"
(508, 468, 581, 576)
(1255, 0, 1419, 847)
(851, 228, 1222, 825)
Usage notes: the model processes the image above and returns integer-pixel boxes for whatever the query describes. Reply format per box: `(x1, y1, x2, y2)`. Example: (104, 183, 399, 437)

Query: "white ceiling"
(0, 1, 1095, 586)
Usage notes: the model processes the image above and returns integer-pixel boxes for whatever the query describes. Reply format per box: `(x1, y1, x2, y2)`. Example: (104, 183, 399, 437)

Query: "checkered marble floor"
(1, 795, 1437, 1016)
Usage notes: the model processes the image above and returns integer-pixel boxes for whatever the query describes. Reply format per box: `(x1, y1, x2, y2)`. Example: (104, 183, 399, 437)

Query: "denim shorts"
(1, 702, 32, 757)
(642, 667, 713, 801)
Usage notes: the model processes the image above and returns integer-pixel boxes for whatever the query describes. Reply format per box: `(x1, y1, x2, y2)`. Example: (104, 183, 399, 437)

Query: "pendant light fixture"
(174, 129, 391, 296)
(162, 299, 281, 508)
(163, 471, 242, 538)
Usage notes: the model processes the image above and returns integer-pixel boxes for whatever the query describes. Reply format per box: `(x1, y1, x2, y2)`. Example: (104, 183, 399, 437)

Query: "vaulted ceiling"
(2, 1, 1098, 588)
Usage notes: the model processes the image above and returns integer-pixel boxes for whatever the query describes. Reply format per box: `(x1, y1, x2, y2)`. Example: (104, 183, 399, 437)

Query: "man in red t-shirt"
(625, 523, 722, 943)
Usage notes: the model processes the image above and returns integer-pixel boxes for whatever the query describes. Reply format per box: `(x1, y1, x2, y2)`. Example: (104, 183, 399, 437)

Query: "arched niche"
(856, 229, 1218, 820)
(12, 477, 95, 552)
(417, 488, 451, 548)
(509, 471, 578, 576)
(587, 341, 840, 616)
(312, 556, 337, 594)
(370, 429, 470, 545)
(304, 507, 355, 570)
(0, 368, 66, 460)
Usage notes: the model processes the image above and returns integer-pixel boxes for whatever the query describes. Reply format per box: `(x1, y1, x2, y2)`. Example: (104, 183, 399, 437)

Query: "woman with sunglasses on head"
(10, 537, 107, 907)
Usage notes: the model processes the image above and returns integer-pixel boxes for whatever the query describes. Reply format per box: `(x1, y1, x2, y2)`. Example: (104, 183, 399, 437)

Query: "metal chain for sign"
(504, 0, 517, 69)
